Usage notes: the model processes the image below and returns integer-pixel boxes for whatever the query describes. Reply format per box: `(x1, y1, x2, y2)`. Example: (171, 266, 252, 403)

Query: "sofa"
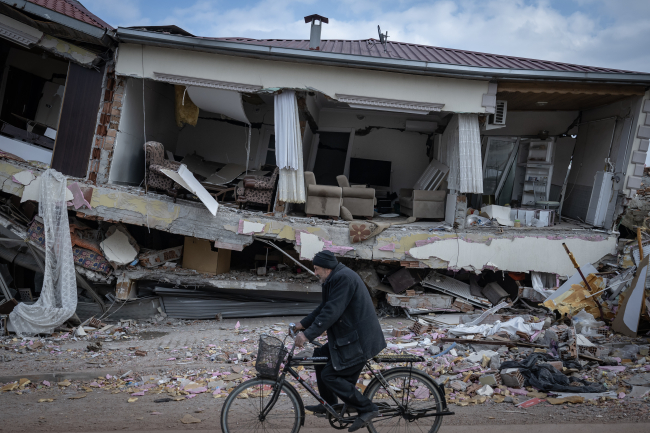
(304, 171, 342, 218)
(336, 175, 376, 218)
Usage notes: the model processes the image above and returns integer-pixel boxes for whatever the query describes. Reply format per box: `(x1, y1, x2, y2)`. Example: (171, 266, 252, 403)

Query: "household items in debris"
(28, 219, 112, 275)
(182, 237, 231, 275)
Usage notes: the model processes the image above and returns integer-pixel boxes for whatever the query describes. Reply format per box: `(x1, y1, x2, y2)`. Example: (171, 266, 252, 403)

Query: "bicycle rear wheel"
(220, 377, 303, 433)
(364, 368, 444, 433)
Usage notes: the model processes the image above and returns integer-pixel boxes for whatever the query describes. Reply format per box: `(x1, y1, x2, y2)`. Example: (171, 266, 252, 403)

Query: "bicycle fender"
(363, 366, 450, 411)
(281, 379, 306, 426)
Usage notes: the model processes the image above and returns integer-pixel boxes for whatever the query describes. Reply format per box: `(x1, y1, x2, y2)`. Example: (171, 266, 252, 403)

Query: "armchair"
(399, 182, 447, 219)
(304, 171, 342, 218)
(144, 141, 183, 199)
(336, 175, 375, 218)
(236, 167, 279, 212)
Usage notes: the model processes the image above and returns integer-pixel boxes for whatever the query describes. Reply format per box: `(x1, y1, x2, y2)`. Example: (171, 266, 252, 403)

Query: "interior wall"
(302, 93, 321, 166)
(551, 137, 576, 187)
(483, 111, 579, 137)
(561, 97, 642, 221)
(109, 78, 179, 185)
(319, 109, 433, 193)
(175, 101, 271, 167)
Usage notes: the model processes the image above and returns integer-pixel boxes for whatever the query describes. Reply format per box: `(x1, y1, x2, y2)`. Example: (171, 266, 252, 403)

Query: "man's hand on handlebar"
(294, 331, 308, 348)
(294, 322, 304, 331)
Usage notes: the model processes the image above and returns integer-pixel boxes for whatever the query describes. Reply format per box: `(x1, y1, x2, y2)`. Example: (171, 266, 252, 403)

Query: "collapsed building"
(0, 5, 648, 337)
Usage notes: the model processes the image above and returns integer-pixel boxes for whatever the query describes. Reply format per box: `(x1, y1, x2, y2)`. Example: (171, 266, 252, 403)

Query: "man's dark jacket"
(301, 263, 386, 371)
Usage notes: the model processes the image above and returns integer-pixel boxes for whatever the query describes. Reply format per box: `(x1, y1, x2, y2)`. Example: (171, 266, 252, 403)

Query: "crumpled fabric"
(448, 316, 544, 337)
(9, 169, 77, 336)
(501, 353, 606, 393)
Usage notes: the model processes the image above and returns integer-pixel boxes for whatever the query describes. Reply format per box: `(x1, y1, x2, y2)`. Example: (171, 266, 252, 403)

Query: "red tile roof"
(213, 37, 635, 74)
(25, 0, 112, 30)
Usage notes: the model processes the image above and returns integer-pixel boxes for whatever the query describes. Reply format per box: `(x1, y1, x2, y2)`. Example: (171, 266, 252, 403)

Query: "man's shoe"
(348, 410, 379, 432)
(305, 404, 327, 415)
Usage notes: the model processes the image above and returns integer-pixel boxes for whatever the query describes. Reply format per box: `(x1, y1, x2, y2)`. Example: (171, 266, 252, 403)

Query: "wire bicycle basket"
(255, 334, 288, 379)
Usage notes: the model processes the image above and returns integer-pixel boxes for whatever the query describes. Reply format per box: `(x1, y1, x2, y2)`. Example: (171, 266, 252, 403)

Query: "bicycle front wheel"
(220, 377, 303, 433)
(364, 368, 444, 433)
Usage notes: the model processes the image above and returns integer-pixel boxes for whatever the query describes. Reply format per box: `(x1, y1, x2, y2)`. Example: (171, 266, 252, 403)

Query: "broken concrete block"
(357, 265, 393, 295)
(428, 345, 441, 356)
(410, 320, 431, 335)
(481, 282, 509, 305)
(115, 272, 137, 300)
(477, 384, 494, 396)
(449, 380, 468, 392)
(489, 354, 501, 370)
(500, 368, 525, 388)
(387, 292, 453, 310)
(479, 374, 499, 387)
(387, 268, 419, 294)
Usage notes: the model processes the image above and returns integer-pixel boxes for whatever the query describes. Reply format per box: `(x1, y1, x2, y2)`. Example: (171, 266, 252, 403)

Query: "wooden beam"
(497, 81, 646, 96)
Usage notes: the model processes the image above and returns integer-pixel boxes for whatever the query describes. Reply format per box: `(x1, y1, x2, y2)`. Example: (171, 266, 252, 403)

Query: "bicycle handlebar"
(288, 322, 323, 348)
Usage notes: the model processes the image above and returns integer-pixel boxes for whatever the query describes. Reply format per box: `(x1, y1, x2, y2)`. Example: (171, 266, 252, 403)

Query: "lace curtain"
(443, 113, 483, 194)
(10, 170, 77, 336)
(274, 90, 306, 203)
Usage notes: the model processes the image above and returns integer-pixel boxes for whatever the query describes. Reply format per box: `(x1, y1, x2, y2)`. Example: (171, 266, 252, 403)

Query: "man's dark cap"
(313, 250, 338, 269)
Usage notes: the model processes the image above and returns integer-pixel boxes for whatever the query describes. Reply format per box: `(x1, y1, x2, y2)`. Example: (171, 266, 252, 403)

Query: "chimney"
(304, 14, 329, 50)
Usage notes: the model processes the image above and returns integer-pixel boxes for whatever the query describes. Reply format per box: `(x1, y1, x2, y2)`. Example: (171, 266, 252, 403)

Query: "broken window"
(0, 39, 68, 164)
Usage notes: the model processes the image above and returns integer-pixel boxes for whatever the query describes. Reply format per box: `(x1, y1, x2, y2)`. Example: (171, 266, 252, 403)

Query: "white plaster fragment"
(161, 164, 218, 216)
(21, 176, 73, 203)
(242, 221, 265, 234)
(100, 230, 138, 265)
(12, 170, 35, 185)
(409, 236, 616, 277)
(300, 232, 325, 260)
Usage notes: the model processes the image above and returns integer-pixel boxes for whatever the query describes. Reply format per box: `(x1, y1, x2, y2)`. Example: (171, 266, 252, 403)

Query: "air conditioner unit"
(486, 100, 507, 130)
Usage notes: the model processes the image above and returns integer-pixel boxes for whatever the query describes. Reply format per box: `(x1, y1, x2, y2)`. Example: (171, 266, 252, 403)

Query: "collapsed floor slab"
(0, 158, 618, 276)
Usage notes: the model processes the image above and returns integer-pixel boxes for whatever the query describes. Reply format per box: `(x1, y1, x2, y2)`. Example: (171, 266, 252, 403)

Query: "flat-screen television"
(348, 158, 391, 187)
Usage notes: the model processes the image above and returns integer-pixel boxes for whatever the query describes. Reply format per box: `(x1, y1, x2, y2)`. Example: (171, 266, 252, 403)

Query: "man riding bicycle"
(294, 250, 386, 432)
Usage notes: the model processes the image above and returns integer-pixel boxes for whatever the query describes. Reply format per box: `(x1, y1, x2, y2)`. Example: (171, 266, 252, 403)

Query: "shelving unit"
(512, 138, 555, 206)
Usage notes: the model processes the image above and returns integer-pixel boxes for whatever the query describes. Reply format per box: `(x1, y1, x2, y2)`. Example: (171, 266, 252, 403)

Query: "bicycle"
(220, 323, 454, 433)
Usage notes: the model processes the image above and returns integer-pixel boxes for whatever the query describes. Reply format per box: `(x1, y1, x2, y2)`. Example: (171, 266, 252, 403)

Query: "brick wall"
(86, 63, 125, 184)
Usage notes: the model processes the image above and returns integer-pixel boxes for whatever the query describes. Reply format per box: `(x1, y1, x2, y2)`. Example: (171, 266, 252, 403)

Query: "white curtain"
(274, 90, 306, 203)
(10, 170, 77, 336)
(458, 113, 483, 193)
(443, 113, 483, 194)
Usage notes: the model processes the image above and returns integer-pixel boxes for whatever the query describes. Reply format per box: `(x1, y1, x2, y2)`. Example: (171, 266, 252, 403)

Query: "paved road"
(85, 424, 650, 433)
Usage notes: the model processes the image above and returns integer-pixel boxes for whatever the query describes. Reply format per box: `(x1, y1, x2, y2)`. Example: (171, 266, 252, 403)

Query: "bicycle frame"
(260, 344, 449, 424)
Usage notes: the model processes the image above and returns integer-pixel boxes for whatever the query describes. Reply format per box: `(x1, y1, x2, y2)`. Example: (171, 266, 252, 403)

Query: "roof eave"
(116, 28, 650, 84)
(1, 0, 108, 40)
